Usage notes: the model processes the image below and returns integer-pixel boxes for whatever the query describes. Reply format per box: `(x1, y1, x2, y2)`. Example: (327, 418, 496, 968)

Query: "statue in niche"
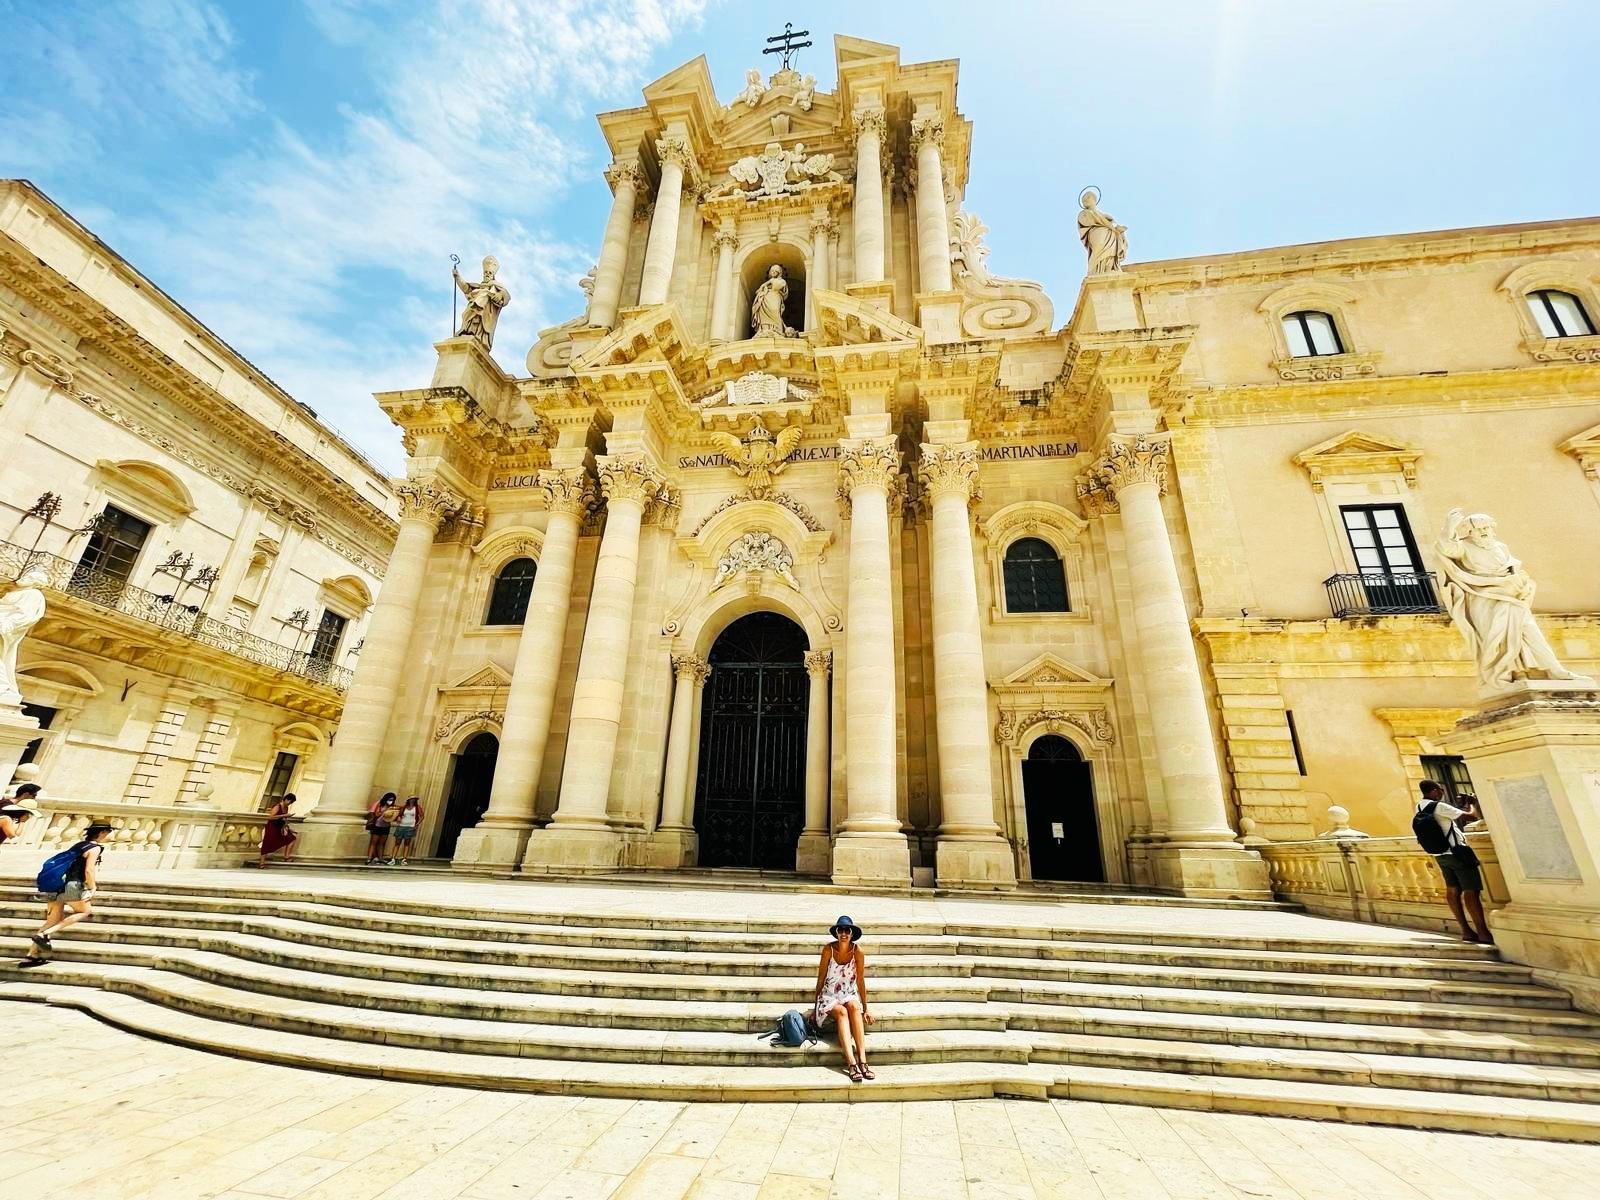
(1435, 508, 1592, 691)
(453, 255, 511, 350)
(1076, 188, 1128, 276)
(707, 422, 804, 496)
(0, 567, 49, 709)
(738, 68, 768, 108)
(750, 264, 796, 338)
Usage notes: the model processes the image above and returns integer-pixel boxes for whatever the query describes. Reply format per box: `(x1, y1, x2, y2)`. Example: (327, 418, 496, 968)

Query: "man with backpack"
(30, 820, 112, 955)
(1414, 781, 1494, 945)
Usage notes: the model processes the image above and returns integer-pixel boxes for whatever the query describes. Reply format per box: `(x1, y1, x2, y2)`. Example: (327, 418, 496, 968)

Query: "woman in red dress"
(258, 793, 299, 867)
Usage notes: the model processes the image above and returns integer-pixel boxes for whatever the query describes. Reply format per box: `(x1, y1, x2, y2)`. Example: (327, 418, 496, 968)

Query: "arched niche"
(736, 241, 808, 339)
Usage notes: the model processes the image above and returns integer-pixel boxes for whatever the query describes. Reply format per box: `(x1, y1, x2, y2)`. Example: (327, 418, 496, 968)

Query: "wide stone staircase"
(4, 876, 1600, 1140)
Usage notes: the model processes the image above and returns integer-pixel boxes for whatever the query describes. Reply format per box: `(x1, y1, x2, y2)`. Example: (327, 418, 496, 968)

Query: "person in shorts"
(366, 792, 398, 864)
(390, 796, 423, 864)
(1417, 781, 1493, 945)
(31, 820, 112, 954)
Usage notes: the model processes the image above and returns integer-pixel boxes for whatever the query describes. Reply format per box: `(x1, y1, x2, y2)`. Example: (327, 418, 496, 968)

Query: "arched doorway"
(436, 732, 499, 859)
(694, 611, 808, 868)
(1022, 734, 1104, 882)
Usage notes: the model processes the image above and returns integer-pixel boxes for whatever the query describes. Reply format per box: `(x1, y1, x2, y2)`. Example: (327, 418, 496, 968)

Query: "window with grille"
(1526, 289, 1596, 339)
(1421, 755, 1475, 807)
(76, 505, 151, 584)
(485, 557, 538, 625)
(260, 751, 299, 809)
(1282, 310, 1345, 357)
(1002, 538, 1069, 613)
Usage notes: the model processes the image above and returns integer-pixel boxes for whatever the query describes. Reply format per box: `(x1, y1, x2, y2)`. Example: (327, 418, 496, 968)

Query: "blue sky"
(4, 1, 1596, 472)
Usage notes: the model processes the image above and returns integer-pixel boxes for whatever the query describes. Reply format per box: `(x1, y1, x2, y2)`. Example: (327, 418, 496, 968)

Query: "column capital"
(597, 454, 665, 506)
(803, 649, 833, 678)
(655, 134, 696, 174)
(537, 468, 596, 519)
(712, 226, 739, 252)
(395, 477, 464, 527)
(850, 107, 888, 144)
(808, 211, 834, 239)
(917, 442, 980, 505)
(909, 114, 947, 156)
(671, 653, 712, 686)
(1075, 475, 1119, 518)
(604, 158, 644, 194)
(1084, 432, 1171, 500)
(837, 438, 901, 497)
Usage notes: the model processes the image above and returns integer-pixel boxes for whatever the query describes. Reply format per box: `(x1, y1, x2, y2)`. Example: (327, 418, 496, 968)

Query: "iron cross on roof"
(763, 22, 812, 71)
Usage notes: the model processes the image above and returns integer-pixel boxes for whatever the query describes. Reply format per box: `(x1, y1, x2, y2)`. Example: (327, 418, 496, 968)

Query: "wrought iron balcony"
(2, 541, 352, 692)
(1324, 571, 1443, 618)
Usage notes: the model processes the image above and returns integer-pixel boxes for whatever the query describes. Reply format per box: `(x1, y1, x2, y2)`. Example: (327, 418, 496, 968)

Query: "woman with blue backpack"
(30, 821, 112, 954)
(813, 915, 875, 1082)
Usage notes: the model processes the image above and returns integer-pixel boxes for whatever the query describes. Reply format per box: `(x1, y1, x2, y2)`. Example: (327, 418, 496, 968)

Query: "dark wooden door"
(1022, 735, 1104, 882)
(436, 732, 499, 858)
(694, 612, 809, 869)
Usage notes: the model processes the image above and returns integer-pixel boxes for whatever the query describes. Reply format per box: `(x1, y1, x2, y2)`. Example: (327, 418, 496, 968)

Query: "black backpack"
(1412, 801, 1453, 855)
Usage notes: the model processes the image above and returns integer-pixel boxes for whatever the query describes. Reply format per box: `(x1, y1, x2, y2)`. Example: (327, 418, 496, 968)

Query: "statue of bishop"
(454, 255, 511, 351)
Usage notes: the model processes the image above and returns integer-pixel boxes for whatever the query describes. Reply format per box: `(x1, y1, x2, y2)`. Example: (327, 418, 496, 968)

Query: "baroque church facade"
(300, 36, 1600, 897)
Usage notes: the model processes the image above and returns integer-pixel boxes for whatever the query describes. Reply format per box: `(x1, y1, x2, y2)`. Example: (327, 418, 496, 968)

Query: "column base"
(637, 827, 698, 870)
(519, 824, 624, 875)
(293, 815, 373, 862)
(796, 831, 831, 876)
(935, 835, 1018, 891)
(830, 833, 910, 889)
(1149, 843, 1271, 900)
(451, 821, 534, 873)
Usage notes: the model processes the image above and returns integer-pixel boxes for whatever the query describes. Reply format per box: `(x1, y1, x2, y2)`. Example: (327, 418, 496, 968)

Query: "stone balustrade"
(1, 796, 268, 869)
(1259, 832, 1507, 934)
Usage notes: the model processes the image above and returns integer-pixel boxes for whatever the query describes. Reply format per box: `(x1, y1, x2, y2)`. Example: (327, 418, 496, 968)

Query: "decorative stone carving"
(837, 439, 901, 496)
(918, 443, 981, 504)
(655, 134, 696, 174)
(737, 68, 768, 108)
(996, 707, 1116, 747)
(0, 567, 49, 709)
(711, 531, 799, 592)
(707, 424, 804, 497)
(578, 264, 597, 300)
(851, 108, 888, 144)
(434, 708, 504, 743)
(795, 74, 816, 111)
(703, 371, 817, 408)
(453, 256, 511, 350)
(20, 348, 74, 388)
(688, 490, 825, 536)
(712, 226, 739, 253)
(671, 653, 712, 685)
(714, 142, 840, 200)
(1075, 475, 1117, 518)
(947, 210, 1054, 339)
(395, 478, 464, 527)
(909, 115, 946, 155)
(1077, 187, 1128, 276)
(1082, 433, 1170, 500)
(803, 649, 832, 677)
(597, 456, 664, 506)
(604, 159, 645, 194)
(1436, 508, 1593, 691)
(750, 265, 797, 338)
(537, 468, 595, 518)
(950, 211, 994, 286)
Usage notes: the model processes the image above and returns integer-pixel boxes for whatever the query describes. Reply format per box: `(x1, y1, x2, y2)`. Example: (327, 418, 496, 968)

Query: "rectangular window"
(76, 504, 152, 585)
(1421, 755, 1475, 807)
(260, 751, 299, 809)
(1528, 290, 1597, 339)
(307, 609, 348, 666)
(1283, 311, 1344, 357)
(1284, 709, 1308, 777)
(1338, 504, 1437, 612)
(18, 702, 57, 767)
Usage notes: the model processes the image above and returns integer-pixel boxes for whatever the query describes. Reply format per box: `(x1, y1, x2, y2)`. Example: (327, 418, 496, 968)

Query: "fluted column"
(850, 109, 887, 285)
(522, 456, 663, 873)
(659, 654, 711, 831)
(453, 469, 594, 869)
(708, 226, 739, 341)
(588, 160, 643, 328)
(638, 135, 694, 306)
(303, 477, 459, 857)
(910, 116, 953, 294)
(920, 444, 1015, 887)
(832, 440, 910, 886)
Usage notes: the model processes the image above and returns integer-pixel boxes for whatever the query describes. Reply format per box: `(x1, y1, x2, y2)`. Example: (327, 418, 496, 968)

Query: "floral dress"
(814, 947, 860, 1027)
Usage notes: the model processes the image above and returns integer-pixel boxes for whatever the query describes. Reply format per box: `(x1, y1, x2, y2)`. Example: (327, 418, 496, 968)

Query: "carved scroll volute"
(395, 477, 464, 528)
(917, 443, 981, 507)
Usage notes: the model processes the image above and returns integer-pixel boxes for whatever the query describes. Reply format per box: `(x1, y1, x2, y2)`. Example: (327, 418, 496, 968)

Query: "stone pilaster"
(122, 686, 196, 804)
(797, 649, 834, 876)
(453, 469, 595, 871)
(176, 700, 236, 805)
(638, 135, 694, 306)
(850, 109, 887, 286)
(833, 438, 910, 887)
(588, 160, 643, 327)
(708, 226, 739, 341)
(919, 443, 1016, 888)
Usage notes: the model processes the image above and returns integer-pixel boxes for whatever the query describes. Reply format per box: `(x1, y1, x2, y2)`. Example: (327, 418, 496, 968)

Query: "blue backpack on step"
(758, 1009, 818, 1048)
(36, 841, 92, 894)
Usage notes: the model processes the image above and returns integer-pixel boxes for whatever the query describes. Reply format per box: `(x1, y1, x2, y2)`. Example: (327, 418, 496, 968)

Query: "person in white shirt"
(1417, 780, 1493, 945)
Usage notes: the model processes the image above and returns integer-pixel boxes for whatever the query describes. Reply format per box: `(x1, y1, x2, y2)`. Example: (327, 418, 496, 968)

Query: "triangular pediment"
(718, 102, 840, 151)
(444, 662, 513, 692)
(1559, 420, 1600, 465)
(995, 653, 1110, 692)
(1292, 429, 1421, 488)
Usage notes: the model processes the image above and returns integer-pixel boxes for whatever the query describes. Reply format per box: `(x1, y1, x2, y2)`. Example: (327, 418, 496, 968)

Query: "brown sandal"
(846, 1063, 863, 1082)
(859, 1062, 875, 1080)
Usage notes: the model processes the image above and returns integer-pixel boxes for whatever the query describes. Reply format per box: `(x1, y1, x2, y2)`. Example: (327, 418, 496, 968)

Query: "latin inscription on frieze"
(490, 473, 541, 490)
(674, 441, 1078, 469)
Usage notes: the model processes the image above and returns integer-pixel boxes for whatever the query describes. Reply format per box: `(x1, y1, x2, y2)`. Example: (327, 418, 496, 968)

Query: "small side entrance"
(1022, 734, 1104, 883)
(436, 732, 499, 858)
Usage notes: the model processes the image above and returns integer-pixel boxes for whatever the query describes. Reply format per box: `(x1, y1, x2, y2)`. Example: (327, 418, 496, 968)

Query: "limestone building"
(304, 36, 1600, 895)
(0, 181, 396, 814)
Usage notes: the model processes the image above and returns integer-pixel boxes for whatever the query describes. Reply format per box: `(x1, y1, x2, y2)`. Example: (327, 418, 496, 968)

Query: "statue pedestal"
(1440, 683, 1600, 1012)
(1073, 274, 1141, 333)
(914, 290, 964, 346)
(0, 706, 41, 793)
(430, 335, 510, 399)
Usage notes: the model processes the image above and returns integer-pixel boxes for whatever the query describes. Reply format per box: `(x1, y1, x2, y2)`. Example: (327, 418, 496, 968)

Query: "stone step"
(7, 978, 1600, 1141)
(3, 889, 1531, 983)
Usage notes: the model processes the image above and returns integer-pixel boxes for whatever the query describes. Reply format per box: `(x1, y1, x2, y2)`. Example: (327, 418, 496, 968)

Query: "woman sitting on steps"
(813, 915, 874, 1082)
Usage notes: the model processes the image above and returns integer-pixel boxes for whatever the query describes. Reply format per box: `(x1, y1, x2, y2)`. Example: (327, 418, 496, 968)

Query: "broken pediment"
(1292, 430, 1422, 490)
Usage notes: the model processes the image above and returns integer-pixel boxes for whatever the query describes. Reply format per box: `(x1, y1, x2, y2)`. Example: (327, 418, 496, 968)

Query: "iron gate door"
(694, 612, 809, 869)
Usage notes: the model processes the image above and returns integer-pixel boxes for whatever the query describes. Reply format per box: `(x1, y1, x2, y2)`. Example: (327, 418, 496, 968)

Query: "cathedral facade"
(300, 37, 1600, 897)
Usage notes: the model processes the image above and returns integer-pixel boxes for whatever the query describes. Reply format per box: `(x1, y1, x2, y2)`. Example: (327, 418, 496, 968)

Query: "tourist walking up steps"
(391, 796, 423, 864)
(814, 915, 875, 1082)
(258, 793, 299, 868)
(365, 792, 398, 864)
(1414, 780, 1495, 945)
(30, 820, 112, 955)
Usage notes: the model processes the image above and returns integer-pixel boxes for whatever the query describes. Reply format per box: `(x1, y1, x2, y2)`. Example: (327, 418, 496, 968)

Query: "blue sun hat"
(830, 914, 863, 942)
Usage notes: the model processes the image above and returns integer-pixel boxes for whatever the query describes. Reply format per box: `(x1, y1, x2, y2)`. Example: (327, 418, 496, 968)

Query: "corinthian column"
(453, 469, 594, 870)
(638, 135, 694, 306)
(833, 439, 910, 886)
(707, 226, 739, 341)
(302, 477, 460, 859)
(796, 649, 834, 875)
(522, 455, 663, 873)
(588, 160, 643, 328)
(1081, 434, 1268, 896)
(656, 654, 710, 855)
(850, 109, 887, 285)
(920, 444, 1015, 888)
(910, 116, 953, 294)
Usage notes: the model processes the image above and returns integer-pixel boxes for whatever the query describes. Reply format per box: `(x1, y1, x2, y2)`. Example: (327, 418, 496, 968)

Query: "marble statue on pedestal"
(751, 265, 794, 338)
(1436, 508, 1592, 691)
(0, 568, 48, 709)
(1077, 188, 1128, 275)
(454, 255, 511, 350)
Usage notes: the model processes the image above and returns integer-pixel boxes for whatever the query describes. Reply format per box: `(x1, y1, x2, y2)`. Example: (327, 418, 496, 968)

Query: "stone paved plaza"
(3, 1004, 1595, 1200)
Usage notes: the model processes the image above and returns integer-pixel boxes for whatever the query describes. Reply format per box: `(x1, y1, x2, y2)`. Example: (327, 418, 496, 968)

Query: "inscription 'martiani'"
(676, 441, 1077, 470)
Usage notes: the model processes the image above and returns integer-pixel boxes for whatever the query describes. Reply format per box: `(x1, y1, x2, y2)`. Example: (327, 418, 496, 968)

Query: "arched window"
(1527, 289, 1596, 339)
(484, 558, 537, 625)
(1003, 538, 1069, 613)
(1282, 310, 1344, 357)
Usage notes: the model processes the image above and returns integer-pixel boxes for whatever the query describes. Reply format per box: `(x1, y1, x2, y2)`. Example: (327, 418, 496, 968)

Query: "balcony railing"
(1324, 570, 1443, 618)
(2, 541, 352, 692)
